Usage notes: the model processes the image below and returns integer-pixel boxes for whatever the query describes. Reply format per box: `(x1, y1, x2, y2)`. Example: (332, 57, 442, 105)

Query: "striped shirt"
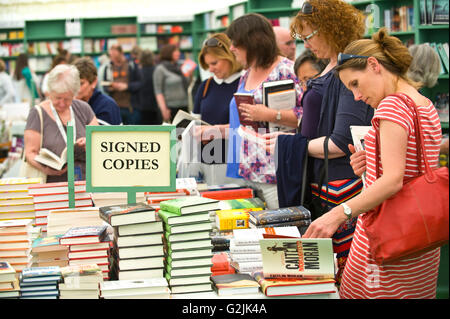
(339, 93, 442, 299)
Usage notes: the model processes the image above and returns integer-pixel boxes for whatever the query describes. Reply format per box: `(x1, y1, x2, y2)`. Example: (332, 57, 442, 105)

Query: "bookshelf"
(0, 22, 25, 74)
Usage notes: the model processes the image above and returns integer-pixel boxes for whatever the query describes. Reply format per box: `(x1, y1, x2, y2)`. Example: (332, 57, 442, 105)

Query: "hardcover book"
(117, 221, 163, 237)
(232, 226, 301, 246)
(233, 92, 259, 132)
(200, 188, 254, 200)
(248, 206, 311, 226)
(60, 225, 108, 245)
(0, 261, 16, 282)
(259, 238, 335, 280)
(249, 219, 311, 229)
(28, 181, 86, 196)
(262, 79, 295, 107)
(21, 266, 61, 279)
(158, 210, 210, 225)
(218, 198, 266, 210)
(211, 273, 260, 296)
(159, 196, 219, 215)
(99, 202, 156, 226)
(100, 278, 169, 298)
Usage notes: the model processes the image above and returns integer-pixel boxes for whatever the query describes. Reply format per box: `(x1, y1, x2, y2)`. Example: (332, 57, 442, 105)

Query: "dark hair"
(159, 44, 178, 62)
(294, 49, 327, 75)
(13, 53, 29, 80)
(140, 49, 155, 67)
(72, 57, 97, 83)
(335, 28, 419, 89)
(227, 13, 279, 69)
(50, 55, 67, 71)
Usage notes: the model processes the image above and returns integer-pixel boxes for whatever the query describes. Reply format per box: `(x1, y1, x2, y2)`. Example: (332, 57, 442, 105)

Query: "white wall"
(0, 0, 247, 23)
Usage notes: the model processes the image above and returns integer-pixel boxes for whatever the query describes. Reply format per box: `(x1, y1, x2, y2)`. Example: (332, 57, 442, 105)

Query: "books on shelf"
(100, 278, 170, 299)
(211, 273, 260, 296)
(259, 238, 335, 280)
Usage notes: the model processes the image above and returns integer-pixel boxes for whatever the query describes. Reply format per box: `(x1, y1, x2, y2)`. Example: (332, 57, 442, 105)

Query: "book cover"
(211, 273, 259, 290)
(0, 261, 16, 282)
(21, 266, 61, 278)
(248, 206, 311, 226)
(117, 221, 163, 237)
(262, 79, 295, 107)
(215, 209, 255, 231)
(59, 225, 108, 245)
(259, 238, 335, 280)
(249, 219, 311, 229)
(218, 198, 266, 210)
(164, 221, 212, 235)
(350, 125, 371, 187)
(31, 235, 67, 253)
(253, 272, 336, 297)
(232, 226, 301, 246)
(0, 177, 42, 192)
(159, 196, 219, 215)
(99, 202, 156, 226)
(200, 188, 254, 201)
(158, 210, 210, 225)
(116, 233, 163, 248)
(233, 92, 260, 131)
(117, 244, 164, 259)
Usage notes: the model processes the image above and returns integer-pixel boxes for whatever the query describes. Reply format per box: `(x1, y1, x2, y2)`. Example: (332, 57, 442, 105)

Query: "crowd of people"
(0, 0, 448, 299)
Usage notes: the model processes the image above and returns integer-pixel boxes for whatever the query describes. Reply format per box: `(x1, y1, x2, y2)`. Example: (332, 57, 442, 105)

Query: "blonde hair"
(198, 33, 243, 76)
(335, 28, 420, 89)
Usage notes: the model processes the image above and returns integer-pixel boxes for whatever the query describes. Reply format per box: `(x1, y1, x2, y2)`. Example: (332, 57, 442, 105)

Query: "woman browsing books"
(225, 13, 303, 209)
(306, 28, 444, 299)
(24, 64, 99, 182)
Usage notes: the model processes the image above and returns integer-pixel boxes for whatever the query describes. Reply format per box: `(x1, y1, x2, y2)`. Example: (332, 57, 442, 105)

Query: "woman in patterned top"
(307, 28, 443, 298)
(226, 13, 303, 209)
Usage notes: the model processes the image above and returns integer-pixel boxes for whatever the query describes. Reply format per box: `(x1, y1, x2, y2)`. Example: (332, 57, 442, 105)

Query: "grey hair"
(407, 44, 441, 88)
(47, 64, 80, 95)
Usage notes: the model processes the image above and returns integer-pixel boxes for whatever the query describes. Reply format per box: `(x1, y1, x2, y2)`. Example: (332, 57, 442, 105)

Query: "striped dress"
(339, 93, 442, 299)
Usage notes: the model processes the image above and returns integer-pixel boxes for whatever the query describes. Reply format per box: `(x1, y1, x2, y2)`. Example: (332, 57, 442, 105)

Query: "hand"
(239, 103, 270, 122)
(303, 207, 347, 238)
(261, 131, 293, 153)
(161, 108, 171, 122)
(110, 82, 128, 91)
(195, 125, 223, 143)
(43, 165, 68, 176)
(348, 144, 367, 177)
(75, 137, 86, 149)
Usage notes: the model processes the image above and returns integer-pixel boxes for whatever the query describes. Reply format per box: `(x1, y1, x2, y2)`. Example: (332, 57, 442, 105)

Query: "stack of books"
(158, 196, 220, 295)
(59, 225, 111, 280)
(46, 207, 105, 238)
(248, 206, 311, 234)
(0, 219, 34, 273)
(0, 261, 20, 299)
(229, 227, 301, 274)
(19, 266, 61, 299)
(211, 273, 260, 297)
(30, 235, 69, 267)
(212, 198, 266, 232)
(27, 181, 94, 234)
(0, 177, 42, 225)
(99, 202, 165, 281)
(256, 238, 337, 297)
(91, 192, 146, 208)
(144, 177, 200, 208)
(211, 252, 235, 276)
(59, 264, 103, 299)
(210, 229, 233, 252)
(100, 278, 171, 299)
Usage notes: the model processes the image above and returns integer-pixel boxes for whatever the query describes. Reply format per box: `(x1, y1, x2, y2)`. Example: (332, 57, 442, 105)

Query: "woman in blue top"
(192, 33, 243, 185)
(226, 13, 303, 209)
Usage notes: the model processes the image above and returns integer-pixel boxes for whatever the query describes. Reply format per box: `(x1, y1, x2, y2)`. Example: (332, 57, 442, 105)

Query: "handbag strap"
(202, 77, 213, 98)
(375, 93, 436, 182)
(22, 105, 43, 162)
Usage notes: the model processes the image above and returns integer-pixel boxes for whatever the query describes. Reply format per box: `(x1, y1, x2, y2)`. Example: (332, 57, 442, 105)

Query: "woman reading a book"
(24, 64, 99, 182)
(267, 0, 374, 285)
(191, 33, 244, 185)
(225, 13, 303, 209)
(304, 28, 443, 299)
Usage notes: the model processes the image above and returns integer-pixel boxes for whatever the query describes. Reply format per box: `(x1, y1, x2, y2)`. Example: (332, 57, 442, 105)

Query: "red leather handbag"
(363, 94, 449, 265)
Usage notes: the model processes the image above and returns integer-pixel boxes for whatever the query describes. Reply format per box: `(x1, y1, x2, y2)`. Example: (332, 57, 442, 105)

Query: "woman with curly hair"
(271, 0, 374, 285)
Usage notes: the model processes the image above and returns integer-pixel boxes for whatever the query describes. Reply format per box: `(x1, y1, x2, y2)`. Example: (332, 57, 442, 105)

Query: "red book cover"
(210, 252, 230, 271)
(234, 93, 259, 131)
(200, 188, 254, 201)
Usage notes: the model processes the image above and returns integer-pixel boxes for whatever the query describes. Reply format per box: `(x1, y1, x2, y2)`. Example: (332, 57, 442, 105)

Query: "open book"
(349, 125, 371, 187)
(172, 110, 210, 129)
(34, 147, 67, 171)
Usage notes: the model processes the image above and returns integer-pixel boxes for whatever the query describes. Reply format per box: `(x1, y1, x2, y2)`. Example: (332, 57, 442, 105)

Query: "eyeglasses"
(299, 71, 321, 87)
(296, 29, 318, 43)
(203, 37, 224, 48)
(337, 53, 370, 65)
(301, 1, 316, 14)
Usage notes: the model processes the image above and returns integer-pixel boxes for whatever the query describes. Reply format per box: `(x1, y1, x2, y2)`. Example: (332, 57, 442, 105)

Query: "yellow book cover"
(215, 208, 262, 231)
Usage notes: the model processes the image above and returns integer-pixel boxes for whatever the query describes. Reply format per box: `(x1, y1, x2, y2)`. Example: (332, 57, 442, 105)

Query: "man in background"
(273, 26, 296, 61)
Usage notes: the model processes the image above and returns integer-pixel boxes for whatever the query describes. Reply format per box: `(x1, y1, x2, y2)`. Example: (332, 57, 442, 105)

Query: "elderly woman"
(24, 64, 99, 182)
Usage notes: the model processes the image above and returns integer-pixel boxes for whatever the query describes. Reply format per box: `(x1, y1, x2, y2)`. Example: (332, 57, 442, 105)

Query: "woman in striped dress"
(303, 28, 442, 298)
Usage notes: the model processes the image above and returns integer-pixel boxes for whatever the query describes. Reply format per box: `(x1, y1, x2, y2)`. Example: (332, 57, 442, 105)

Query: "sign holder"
(85, 125, 177, 204)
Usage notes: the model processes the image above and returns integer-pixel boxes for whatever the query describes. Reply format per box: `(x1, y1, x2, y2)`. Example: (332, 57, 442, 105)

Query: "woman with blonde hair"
(192, 33, 243, 185)
(307, 28, 443, 298)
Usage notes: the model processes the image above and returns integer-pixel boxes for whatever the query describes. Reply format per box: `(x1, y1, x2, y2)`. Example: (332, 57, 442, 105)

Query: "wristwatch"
(276, 110, 281, 121)
(341, 203, 352, 220)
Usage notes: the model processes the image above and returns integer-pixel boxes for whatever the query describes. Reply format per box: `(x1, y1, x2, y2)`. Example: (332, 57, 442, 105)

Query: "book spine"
(250, 208, 311, 225)
(249, 219, 311, 229)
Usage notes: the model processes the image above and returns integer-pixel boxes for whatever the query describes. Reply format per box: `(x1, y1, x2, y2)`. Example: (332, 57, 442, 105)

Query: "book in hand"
(234, 92, 260, 132)
(253, 272, 336, 297)
(259, 238, 335, 280)
(99, 202, 156, 226)
(34, 147, 67, 170)
(248, 206, 311, 226)
(159, 196, 219, 215)
(59, 225, 108, 245)
(172, 109, 210, 128)
(211, 273, 260, 296)
(349, 125, 371, 187)
(262, 79, 295, 107)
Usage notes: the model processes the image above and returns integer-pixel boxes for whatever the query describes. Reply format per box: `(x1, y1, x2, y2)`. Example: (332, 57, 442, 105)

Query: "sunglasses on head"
(337, 53, 370, 65)
(203, 37, 224, 48)
(301, 1, 316, 14)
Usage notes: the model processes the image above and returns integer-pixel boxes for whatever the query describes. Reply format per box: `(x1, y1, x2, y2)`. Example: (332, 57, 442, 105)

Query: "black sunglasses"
(203, 37, 223, 48)
(337, 53, 370, 65)
(301, 1, 316, 14)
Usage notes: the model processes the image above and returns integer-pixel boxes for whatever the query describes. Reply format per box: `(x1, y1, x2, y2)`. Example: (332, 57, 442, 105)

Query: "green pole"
(66, 121, 75, 208)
